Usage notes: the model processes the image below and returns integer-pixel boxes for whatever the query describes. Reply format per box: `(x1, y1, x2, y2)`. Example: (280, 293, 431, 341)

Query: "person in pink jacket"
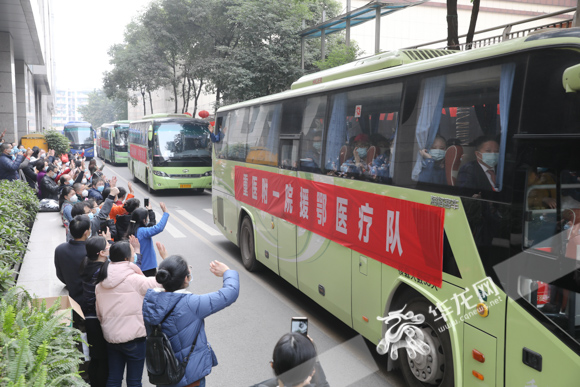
(95, 240, 160, 387)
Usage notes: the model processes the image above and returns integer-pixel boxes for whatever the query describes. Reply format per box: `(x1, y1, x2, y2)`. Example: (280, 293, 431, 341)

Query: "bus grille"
(168, 173, 204, 178)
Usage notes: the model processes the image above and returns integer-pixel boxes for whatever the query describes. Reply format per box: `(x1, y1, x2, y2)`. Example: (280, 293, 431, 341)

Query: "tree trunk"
(466, 0, 481, 50)
(148, 91, 154, 114)
(446, 0, 459, 50)
(215, 88, 221, 115)
(193, 79, 204, 117)
(181, 72, 187, 113)
(172, 59, 178, 114)
(185, 76, 192, 113)
(141, 89, 146, 116)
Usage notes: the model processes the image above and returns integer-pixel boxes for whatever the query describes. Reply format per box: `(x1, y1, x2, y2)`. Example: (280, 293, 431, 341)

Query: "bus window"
(407, 63, 516, 196)
(299, 96, 326, 173)
(325, 83, 402, 178)
(154, 122, 211, 161)
(246, 103, 281, 166)
(280, 139, 299, 171)
(524, 167, 558, 249)
(226, 108, 249, 161)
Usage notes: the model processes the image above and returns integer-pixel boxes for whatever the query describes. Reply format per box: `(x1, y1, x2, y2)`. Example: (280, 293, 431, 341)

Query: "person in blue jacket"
(418, 135, 447, 185)
(0, 143, 25, 181)
(125, 202, 169, 277)
(142, 249, 239, 387)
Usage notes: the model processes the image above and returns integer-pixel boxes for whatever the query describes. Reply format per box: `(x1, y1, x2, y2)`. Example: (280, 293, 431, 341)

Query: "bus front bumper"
(150, 175, 212, 190)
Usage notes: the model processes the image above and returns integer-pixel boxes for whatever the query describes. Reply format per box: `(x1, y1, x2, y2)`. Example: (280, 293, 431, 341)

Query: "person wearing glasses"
(142, 243, 240, 387)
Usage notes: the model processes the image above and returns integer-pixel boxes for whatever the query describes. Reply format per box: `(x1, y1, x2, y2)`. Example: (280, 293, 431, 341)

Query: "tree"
(77, 89, 127, 129)
(43, 130, 70, 156)
(446, 0, 459, 50)
(465, 0, 481, 49)
(314, 40, 363, 70)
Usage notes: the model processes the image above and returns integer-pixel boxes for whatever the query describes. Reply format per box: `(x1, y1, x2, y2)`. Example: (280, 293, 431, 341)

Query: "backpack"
(146, 301, 199, 385)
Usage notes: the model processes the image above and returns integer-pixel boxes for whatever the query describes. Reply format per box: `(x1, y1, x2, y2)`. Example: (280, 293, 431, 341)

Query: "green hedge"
(0, 180, 88, 386)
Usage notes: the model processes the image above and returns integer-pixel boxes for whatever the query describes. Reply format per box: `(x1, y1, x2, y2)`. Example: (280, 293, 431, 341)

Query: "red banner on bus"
(101, 139, 110, 150)
(235, 166, 445, 287)
(130, 145, 147, 164)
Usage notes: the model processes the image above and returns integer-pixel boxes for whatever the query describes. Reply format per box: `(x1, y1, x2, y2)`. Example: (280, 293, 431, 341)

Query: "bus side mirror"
(562, 63, 580, 93)
(148, 125, 153, 141)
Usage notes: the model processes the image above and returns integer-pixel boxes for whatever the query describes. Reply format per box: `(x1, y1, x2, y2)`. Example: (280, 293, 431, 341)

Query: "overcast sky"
(53, 0, 152, 91)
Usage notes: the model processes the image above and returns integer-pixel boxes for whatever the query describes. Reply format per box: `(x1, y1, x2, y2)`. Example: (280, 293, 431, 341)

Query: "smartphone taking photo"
(291, 317, 308, 335)
(144, 197, 149, 207)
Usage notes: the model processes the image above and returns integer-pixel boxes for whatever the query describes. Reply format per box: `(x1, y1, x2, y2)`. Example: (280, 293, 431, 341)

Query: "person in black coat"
(54, 215, 92, 306)
(457, 136, 500, 197)
(40, 164, 60, 200)
(250, 333, 329, 387)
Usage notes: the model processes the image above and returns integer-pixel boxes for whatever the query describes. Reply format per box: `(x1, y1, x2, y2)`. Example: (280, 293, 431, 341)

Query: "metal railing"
(406, 7, 577, 51)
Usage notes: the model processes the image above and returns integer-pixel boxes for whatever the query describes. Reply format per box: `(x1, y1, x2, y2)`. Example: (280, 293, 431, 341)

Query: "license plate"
(180, 184, 192, 188)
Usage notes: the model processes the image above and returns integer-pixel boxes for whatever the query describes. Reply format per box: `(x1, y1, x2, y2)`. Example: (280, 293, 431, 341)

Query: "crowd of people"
(2, 129, 330, 387)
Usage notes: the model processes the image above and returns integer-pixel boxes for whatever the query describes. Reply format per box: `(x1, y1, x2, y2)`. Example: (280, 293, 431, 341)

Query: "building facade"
(52, 89, 90, 130)
(0, 0, 55, 143)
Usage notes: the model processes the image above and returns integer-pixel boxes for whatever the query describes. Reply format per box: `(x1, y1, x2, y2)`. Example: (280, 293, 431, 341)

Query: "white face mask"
(69, 195, 78, 203)
(480, 152, 499, 168)
(82, 178, 87, 184)
(429, 149, 446, 161)
(82, 189, 89, 197)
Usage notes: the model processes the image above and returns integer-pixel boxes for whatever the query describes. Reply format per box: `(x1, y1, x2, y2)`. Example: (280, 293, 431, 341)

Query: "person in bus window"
(340, 133, 370, 178)
(300, 132, 322, 173)
(209, 124, 226, 143)
(418, 135, 447, 185)
(368, 134, 392, 183)
(457, 136, 500, 193)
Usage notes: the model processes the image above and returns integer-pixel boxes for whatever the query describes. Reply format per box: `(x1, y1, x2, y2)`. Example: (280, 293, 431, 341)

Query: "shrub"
(44, 130, 70, 157)
(0, 288, 87, 386)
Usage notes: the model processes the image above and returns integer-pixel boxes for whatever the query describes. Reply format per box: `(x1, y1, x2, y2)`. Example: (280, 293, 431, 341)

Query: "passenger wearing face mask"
(418, 135, 447, 185)
(300, 131, 323, 173)
(457, 136, 500, 194)
(40, 164, 60, 200)
(340, 133, 371, 177)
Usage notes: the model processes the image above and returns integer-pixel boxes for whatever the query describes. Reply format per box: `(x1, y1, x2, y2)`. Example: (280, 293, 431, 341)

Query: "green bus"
(98, 120, 130, 165)
(212, 29, 580, 386)
(128, 113, 212, 192)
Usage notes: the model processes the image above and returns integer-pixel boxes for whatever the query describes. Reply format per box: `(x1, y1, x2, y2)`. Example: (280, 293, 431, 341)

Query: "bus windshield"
(154, 122, 211, 160)
(115, 126, 129, 146)
(64, 127, 93, 145)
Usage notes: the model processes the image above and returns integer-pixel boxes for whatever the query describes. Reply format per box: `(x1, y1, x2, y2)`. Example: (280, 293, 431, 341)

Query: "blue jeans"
(106, 338, 146, 387)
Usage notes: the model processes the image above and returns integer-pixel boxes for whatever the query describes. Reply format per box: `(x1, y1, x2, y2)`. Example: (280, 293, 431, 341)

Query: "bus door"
(502, 139, 580, 386)
(277, 134, 300, 287)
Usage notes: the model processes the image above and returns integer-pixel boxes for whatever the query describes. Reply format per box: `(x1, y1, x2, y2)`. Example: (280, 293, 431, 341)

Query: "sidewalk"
(16, 212, 68, 298)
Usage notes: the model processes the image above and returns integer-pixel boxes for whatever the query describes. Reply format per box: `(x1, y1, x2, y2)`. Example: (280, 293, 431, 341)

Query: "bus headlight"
(153, 171, 169, 177)
(204, 171, 212, 176)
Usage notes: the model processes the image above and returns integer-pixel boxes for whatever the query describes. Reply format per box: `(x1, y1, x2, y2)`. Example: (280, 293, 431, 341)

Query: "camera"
(144, 197, 149, 207)
(291, 317, 308, 335)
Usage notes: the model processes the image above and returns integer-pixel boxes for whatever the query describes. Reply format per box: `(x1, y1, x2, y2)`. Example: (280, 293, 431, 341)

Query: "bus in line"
(64, 121, 95, 159)
(211, 29, 580, 386)
(98, 120, 130, 165)
(128, 113, 212, 192)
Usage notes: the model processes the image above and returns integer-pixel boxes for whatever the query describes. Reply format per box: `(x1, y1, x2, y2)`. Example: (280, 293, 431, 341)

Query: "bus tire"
(398, 297, 454, 387)
(195, 188, 205, 194)
(146, 172, 154, 193)
(240, 216, 259, 272)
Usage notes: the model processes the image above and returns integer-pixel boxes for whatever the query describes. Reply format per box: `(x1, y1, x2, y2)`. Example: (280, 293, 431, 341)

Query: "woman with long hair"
(142, 248, 239, 387)
(59, 185, 78, 230)
(79, 236, 111, 387)
(95, 240, 159, 387)
(125, 202, 169, 277)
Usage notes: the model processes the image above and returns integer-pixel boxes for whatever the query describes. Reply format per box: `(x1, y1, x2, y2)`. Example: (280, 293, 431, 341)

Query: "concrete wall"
(0, 32, 18, 144)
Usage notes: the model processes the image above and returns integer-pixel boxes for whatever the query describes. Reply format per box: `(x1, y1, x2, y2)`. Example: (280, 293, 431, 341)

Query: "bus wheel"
(398, 298, 454, 387)
(146, 173, 154, 193)
(240, 216, 259, 272)
(195, 188, 205, 194)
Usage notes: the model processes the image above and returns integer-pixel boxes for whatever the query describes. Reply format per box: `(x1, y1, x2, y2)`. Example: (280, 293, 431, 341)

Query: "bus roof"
(113, 120, 131, 125)
(130, 115, 208, 125)
(290, 48, 455, 90)
(218, 28, 580, 113)
(141, 113, 191, 119)
(64, 121, 92, 127)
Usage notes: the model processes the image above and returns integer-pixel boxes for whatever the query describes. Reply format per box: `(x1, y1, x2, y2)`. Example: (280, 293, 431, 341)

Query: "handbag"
(146, 301, 199, 385)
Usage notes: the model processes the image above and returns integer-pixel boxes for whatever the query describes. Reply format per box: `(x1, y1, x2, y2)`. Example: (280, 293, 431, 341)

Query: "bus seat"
(366, 146, 376, 165)
(339, 145, 352, 164)
(445, 145, 463, 186)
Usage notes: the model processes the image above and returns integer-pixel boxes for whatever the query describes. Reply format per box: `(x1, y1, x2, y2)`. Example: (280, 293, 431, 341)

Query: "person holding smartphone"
(250, 330, 329, 387)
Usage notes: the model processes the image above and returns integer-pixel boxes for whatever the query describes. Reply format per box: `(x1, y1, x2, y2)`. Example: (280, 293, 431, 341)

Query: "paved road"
(97, 158, 406, 387)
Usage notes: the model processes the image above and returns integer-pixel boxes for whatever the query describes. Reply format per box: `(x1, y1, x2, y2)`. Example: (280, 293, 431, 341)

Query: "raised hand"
(159, 202, 167, 213)
(155, 242, 168, 259)
(209, 260, 230, 277)
(129, 234, 141, 254)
